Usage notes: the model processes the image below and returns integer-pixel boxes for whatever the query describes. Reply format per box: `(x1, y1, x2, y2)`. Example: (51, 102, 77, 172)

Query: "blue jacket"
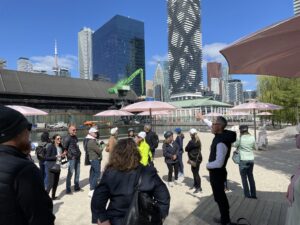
(175, 135, 184, 153)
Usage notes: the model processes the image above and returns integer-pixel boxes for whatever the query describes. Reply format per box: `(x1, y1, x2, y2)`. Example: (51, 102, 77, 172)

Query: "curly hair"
(107, 138, 141, 171)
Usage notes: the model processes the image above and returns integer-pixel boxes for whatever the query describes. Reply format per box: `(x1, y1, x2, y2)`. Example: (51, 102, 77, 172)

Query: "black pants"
(210, 170, 230, 225)
(47, 170, 61, 198)
(191, 164, 201, 189)
(167, 163, 179, 182)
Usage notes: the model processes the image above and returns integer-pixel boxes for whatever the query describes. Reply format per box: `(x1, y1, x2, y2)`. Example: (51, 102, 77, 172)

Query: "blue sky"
(0, 0, 294, 90)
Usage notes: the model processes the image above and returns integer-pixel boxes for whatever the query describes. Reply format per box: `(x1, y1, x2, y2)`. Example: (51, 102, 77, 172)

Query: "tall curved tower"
(168, 0, 203, 96)
(294, 0, 300, 15)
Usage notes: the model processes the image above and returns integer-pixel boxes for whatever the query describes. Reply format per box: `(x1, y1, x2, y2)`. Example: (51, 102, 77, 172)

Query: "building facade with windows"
(92, 15, 145, 96)
(17, 57, 33, 72)
(168, 0, 203, 96)
(228, 79, 244, 105)
(295, 0, 300, 15)
(78, 27, 93, 80)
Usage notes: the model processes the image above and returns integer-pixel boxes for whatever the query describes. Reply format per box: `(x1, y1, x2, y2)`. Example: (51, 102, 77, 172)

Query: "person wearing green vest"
(135, 131, 153, 166)
(233, 125, 257, 199)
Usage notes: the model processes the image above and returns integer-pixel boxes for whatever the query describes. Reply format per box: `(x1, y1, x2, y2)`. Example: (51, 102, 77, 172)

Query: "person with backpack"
(63, 125, 82, 194)
(185, 128, 202, 194)
(163, 131, 179, 188)
(174, 128, 185, 179)
(144, 124, 159, 157)
(36, 131, 52, 188)
(85, 127, 104, 198)
(91, 138, 170, 225)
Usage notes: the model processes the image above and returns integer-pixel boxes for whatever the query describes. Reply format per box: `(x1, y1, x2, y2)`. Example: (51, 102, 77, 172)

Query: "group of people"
(0, 105, 259, 225)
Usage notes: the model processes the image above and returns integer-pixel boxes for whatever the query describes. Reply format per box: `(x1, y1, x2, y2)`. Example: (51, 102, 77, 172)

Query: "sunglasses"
(56, 137, 61, 140)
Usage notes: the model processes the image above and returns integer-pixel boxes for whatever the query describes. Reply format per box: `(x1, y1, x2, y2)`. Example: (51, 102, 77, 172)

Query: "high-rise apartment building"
(221, 67, 232, 102)
(207, 62, 222, 90)
(168, 0, 203, 96)
(228, 79, 244, 105)
(78, 27, 93, 80)
(92, 15, 145, 96)
(295, 0, 300, 15)
(211, 78, 220, 95)
(146, 80, 154, 97)
(17, 57, 33, 72)
(161, 61, 170, 102)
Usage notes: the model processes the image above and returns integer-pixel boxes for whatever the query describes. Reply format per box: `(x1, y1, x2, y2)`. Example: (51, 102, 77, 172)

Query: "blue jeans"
(239, 160, 256, 198)
(66, 159, 80, 192)
(178, 152, 184, 175)
(89, 159, 101, 190)
(39, 161, 47, 188)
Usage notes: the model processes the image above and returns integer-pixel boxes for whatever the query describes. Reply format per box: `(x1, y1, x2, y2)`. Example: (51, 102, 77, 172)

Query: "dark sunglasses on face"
(56, 137, 61, 140)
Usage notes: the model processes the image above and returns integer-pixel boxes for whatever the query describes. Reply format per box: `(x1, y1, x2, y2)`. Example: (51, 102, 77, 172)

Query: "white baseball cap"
(137, 131, 146, 139)
(189, 128, 197, 135)
(110, 127, 118, 135)
(89, 127, 98, 133)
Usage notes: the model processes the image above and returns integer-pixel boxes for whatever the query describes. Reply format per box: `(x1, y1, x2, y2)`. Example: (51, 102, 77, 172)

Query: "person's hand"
(196, 112, 204, 121)
(172, 155, 177, 160)
(98, 220, 111, 225)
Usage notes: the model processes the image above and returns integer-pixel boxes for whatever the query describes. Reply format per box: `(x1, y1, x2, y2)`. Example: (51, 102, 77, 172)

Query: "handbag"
(187, 159, 197, 167)
(50, 163, 61, 173)
(232, 151, 240, 164)
(123, 167, 163, 225)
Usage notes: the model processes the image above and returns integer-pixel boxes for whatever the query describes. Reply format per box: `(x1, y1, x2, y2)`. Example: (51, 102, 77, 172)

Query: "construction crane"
(108, 68, 144, 97)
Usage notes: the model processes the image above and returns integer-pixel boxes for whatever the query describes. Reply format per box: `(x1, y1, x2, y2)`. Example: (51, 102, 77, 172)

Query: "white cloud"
(148, 53, 168, 66)
(30, 55, 77, 73)
(202, 42, 228, 68)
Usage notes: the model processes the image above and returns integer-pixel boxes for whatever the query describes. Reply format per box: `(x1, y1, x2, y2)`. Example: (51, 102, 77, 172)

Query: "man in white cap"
(85, 127, 103, 197)
(106, 127, 118, 153)
(135, 131, 153, 166)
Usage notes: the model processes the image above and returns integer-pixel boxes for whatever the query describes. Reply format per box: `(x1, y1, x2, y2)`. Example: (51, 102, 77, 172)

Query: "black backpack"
(35, 143, 47, 161)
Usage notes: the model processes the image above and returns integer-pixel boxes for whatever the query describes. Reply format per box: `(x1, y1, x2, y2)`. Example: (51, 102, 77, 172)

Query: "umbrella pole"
(254, 109, 257, 140)
(150, 108, 152, 127)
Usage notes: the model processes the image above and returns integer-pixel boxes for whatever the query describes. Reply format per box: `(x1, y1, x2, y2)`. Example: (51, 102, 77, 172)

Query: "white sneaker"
(167, 182, 174, 188)
(88, 190, 94, 198)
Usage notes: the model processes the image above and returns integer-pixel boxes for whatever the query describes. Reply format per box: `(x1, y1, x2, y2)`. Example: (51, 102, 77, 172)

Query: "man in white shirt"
(197, 113, 236, 225)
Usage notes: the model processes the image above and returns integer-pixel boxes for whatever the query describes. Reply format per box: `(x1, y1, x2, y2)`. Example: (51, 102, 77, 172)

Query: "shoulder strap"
(134, 166, 143, 191)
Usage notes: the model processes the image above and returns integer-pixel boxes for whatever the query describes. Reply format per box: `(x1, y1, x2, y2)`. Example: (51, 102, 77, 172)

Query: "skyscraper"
(168, 0, 203, 96)
(207, 62, 222, 90)
(78, 27, 93, 80)
(92, 15, 145, 96)
(17, 57, 33, 72)
(153, 63, 164, 101)
(161, 61, 170, 101)
(228, 79, 244, 105)
(294, 0, 300, 15)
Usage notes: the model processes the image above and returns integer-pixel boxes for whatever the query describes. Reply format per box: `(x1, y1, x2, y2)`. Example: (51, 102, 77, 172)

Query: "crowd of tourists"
(1, 105, 299, 225)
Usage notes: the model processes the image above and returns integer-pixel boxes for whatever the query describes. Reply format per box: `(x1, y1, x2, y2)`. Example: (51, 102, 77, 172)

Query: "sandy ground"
(35, 126, 299, 225)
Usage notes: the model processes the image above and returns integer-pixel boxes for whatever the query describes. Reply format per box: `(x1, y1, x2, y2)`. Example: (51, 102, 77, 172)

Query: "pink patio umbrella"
(220, 15, 300, 78)
(94, 110, 134, 117)
(231, 101, 282, 139)
(121, 101, 177, 112)
(226, 111, 251, 116)
(6, 105, 48, 116)
(137, 110, 171, 116)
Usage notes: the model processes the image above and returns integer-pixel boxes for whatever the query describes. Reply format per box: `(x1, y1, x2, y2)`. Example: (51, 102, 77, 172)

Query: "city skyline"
(0, 0, 294, 91)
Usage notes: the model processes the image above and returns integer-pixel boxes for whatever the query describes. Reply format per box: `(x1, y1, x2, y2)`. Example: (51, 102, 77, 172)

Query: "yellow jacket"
(138, 140, 152, 166)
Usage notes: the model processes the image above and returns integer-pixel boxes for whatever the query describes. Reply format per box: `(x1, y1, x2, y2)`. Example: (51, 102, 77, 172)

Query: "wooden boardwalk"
(181, 194, 288, 225)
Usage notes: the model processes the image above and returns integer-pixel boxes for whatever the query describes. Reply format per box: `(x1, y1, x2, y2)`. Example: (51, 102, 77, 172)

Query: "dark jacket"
(91, 165, 170, 225)
(63, 134, 81, 160)
(175, 134, 184, 153)
(163, 141, 179, 164)
(45, 143, 60, 170)
(86, 139, 103, 161)
(0, 145, 55, 225)
(145, 130, 158, 152)
(185, 139, 202, 165)
(209, 130, 237, 172)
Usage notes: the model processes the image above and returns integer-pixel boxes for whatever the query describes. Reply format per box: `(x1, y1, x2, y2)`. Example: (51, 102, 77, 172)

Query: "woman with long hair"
(185, 128, 202, 193)
(45, 134, 66, 200)
(91, 138, 170, 225)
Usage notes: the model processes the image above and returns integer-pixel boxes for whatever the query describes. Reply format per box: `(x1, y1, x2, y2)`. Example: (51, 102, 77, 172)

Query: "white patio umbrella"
(137, 110, 171, 116)
(6, 105, 48, 116)
(231, 101, 282, 139)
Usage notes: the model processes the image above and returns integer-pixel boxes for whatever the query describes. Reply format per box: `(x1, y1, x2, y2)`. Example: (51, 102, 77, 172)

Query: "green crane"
(108, 68, 144, 97)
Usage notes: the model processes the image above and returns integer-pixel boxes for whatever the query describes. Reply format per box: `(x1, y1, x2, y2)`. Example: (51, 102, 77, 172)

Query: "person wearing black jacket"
(197, 113, 237, 225)
(45, 134, 66, 200)
(144, 124, 159, 156)
(63, 125, 82, 194)
(174, 127, 185, 178)
(91, 138, 170, 225)
(163, 131, 179, 188)
(185, 128, 202, 193)
(0, 105, 55, 225)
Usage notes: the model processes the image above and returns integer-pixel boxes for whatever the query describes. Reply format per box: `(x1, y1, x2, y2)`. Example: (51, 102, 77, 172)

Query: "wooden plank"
(259, 201, 274, 225)
(249, 200, 266, 225)
(279, 203, 288, 225)
(192, 195, 215, 217)
(229, 195, 244, 216)
(232, 198, 257, 223)
(267, 202, 282, 225)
